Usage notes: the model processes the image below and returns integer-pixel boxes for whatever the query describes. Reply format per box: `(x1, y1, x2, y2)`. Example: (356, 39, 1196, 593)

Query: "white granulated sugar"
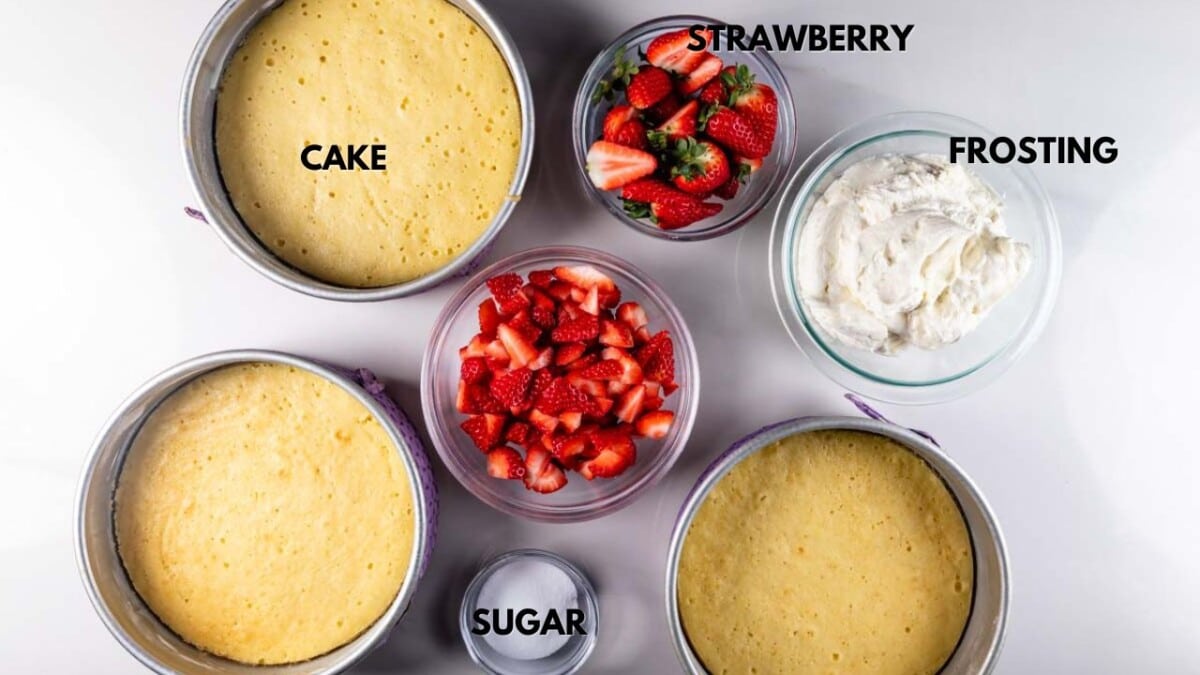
(478, 557, 580, 661)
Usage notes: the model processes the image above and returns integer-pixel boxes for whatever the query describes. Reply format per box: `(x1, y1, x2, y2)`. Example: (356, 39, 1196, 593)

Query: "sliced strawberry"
(459, 333, 489, 359)
(601, 346, 644, 385)
(566, 373, 606, 398)
(643, 392, 664, 411)
(457, 380, 507, 414)
(607, 379, 629, 397)
(579, 429, 636, 480)
(505, 421, 532, 446)
(599, 319, 635, 348)
(523, 285, 558, 327)
(546, 280, 574, 301)
(550, 315, 600, 343)
(558, 301, 584, 323)
(535, 378, 598, 415)
(529, 408, 560, 434)
(483, 339, 511, 366)
(598, 286, 622, 309)
(635, 410, 675, 439)
(648, 100, 699, 149)
(591, 396, 614, 417)
(578, 359, 623, 380)
(523, 448, 568, 493)
(626, 65, 672, 109)
(554, 265, 616, 293)
(478, 299, 502, 337)
(616, 302, 648, 330)
(565, 353, 600, 372)
(489, 368, 532, 408)
(528, 347, 553, 371)
(634, 325, 652, 344)
(578, 285, 600, 315)
(486, 273, 530, 315)
(646, 27, 712, 75)
(487, 447, 527, 480)
(547, 432, 588, 469)
(671, 138, 732, 196)
(637, 330, 676, 385)
(676, 52, 723, 95)
(531, 369, 554, 397)
(497, 323, 539, 368)
(615, 385, 646, 423)
(461, 413, 506, 452)
(586, 140, 657, 191)
(701, 105, 770, 159)
(460, 356, 490, 385)
(554, 342, 588, 366)
(558, 411, 584, 434)
(508, 310, 542, 342)
(456, 379, 471, 412)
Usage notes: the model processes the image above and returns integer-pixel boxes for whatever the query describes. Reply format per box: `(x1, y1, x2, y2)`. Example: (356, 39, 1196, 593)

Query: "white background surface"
(2, 0, 1198, 672)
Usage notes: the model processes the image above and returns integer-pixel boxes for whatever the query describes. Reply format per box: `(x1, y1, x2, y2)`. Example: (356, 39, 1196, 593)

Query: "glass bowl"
(571, 16, 797, 241)
(459, 549, 599, 675)
(769, 111, 1062, 404)
(421, 246, 699, 522)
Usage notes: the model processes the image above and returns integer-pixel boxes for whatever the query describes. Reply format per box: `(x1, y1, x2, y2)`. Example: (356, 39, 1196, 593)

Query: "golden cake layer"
(215, 0, 521, 287)
(678, 430, 973, 675)
(115, 363, 415, 664)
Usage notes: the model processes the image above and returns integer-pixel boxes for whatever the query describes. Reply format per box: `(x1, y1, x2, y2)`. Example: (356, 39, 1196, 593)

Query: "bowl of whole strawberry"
(572, 16, 796, 240)
(421, 246, 699, 522)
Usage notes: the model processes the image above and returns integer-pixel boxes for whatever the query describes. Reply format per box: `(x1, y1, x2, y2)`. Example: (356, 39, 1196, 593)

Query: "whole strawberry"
(722, 64, 779, 148)
(602, 105, 637, 141)
(670, 138, 731, 196)
(702, 106, 770, 159)
(621, 179, 723, 230)
(626, 65, 673, 110)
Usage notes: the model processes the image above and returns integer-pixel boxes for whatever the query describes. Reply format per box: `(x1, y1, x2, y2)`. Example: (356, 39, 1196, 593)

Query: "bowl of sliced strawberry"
(421, 246, 699, 522)
(573, 16, 797, 240)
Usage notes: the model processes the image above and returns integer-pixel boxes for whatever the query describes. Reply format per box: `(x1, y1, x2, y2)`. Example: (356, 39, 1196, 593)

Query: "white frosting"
(796, 153, 1031, 354)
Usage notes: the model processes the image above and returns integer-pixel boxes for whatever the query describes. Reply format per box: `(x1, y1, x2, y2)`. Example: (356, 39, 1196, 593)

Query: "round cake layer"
(678, 430, 973, 675)
(115, 363, 415, 665)
(215, 0, 521, 287)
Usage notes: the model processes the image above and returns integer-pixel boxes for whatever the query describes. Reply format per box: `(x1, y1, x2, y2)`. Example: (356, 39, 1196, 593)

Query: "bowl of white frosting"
(769, 111, 1061, 403)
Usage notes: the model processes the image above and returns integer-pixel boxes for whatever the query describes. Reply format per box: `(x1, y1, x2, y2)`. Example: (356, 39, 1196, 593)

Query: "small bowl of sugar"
(460, 549, 599, 674)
